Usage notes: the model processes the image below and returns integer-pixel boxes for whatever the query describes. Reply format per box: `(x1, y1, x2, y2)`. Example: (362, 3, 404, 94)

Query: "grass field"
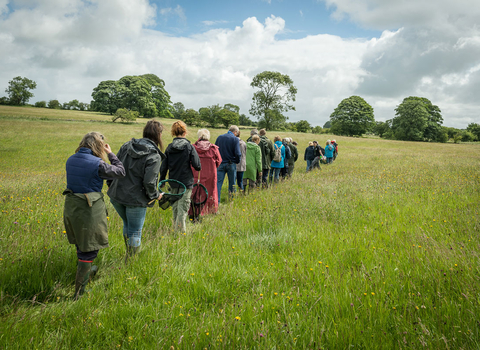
(1, 106, 479, 349)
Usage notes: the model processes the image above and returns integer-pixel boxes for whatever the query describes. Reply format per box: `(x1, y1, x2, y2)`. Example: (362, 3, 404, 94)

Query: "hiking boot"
(74, 261, 94, 300)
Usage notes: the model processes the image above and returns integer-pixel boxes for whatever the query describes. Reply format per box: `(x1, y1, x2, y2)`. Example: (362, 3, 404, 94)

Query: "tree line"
(2, 74, 478, 142)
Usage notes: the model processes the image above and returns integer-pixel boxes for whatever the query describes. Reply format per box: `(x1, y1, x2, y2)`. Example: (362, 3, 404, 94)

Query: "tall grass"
(1, 108, 479, 349)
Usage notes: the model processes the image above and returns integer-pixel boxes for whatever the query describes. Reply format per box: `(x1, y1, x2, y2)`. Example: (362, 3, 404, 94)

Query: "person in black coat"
(304, 142, 315, 172)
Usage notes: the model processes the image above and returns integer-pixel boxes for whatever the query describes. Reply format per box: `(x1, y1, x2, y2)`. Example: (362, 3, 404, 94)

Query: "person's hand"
(157, 193, 163, 200)
(104, 143, 112, 154)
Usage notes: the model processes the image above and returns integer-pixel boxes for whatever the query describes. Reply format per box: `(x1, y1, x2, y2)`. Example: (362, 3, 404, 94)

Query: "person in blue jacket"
(325, 140, 334, 164)
(64, 132, 125, 299)
(215, 125, 241, 203)
(269, 135, 285, 184)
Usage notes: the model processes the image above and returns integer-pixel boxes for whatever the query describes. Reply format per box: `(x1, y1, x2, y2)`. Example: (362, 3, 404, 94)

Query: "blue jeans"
(306, 160, 312, 171)
(236, 171, 244, 191)
(217, 162, 237, 203)
(269, 168, 281, 183)
(110, 200, 147, 247)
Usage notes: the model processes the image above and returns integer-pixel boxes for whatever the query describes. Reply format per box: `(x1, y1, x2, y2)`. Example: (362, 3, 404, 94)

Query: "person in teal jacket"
(325, 140, 334, 164)
(269, 136, 285, 183)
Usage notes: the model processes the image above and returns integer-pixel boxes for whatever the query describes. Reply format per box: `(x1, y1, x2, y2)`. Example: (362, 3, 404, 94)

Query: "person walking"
(243, 134, 262, 194)
(64, 132, 125, 299)
(269, 136, 285, 184)
(280, 137, 291, 180)
(160, 121, 201, 233)
(259, 129, 274, 188)
(107, 120, 165, 262)
(236, 131, 247, 193)
(189, 129, 222, 216)
(325, 140, 334, 164)
(287, 138, 298, 177)
(304, 141, 315, 171)
(215, 125, 241, 203)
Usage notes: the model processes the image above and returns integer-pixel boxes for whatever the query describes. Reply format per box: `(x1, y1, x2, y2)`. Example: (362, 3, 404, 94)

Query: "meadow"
(0, 106, 479, 349)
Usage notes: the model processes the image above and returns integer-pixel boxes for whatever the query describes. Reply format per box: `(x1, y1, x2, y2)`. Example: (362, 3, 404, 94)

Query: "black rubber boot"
(74, 261, 94, 300)
(125, 245, 141, 264)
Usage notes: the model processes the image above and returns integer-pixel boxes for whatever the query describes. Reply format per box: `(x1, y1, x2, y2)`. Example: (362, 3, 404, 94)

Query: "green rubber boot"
(125, 245, 141, 264)
(74, 261, 96, 300)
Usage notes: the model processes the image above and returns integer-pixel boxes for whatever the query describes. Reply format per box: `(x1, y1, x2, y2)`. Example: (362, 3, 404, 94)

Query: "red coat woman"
(189, 129, 222, 216)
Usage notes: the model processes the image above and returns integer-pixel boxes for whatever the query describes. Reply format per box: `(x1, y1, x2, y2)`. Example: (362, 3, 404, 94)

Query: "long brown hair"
(76, 132, 106, 160)
(143, 119, 164, 151)
(171, 120, 187, 137)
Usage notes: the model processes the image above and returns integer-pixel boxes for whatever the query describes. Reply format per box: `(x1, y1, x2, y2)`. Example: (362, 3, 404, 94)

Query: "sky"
(0, 0, 479, 129)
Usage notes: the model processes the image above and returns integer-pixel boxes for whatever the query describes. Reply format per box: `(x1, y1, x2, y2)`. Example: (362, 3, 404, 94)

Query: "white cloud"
(0, 0, 478, 128)
(202, 20, 228, 26)
(159, 5, 186, 22)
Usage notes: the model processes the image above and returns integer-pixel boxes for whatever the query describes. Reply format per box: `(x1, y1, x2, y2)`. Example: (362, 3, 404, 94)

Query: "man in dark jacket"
(215, 125, 241, 203)
(286, 138, 298, 177)
(259, 129, 275, 188)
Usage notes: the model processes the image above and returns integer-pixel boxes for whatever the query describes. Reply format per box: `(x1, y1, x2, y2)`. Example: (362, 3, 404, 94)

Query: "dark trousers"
(76, 245, 98, 262)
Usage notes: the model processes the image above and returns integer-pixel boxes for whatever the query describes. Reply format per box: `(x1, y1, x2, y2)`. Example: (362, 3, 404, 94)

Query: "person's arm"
(256, 146, 262, 173)
(294, 146, 298, 161)
(159, 152, 168, 182)
(99, 144, 125, 180)
(234, 138, 242, 164)
(143, 154, 161, 201)
(214, 147, 222, 167)
(190, 145, 202, 171)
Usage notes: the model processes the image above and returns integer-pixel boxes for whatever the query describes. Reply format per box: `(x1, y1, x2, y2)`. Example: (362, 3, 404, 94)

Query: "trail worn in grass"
(1, 107, 479, 349)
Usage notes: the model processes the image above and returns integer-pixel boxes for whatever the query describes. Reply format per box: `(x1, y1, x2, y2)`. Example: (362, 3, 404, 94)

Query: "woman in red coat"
(189, 129, 222, 217)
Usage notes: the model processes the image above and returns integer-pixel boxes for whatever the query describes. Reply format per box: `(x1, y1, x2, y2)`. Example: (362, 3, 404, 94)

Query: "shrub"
(112, 108, 138, 123)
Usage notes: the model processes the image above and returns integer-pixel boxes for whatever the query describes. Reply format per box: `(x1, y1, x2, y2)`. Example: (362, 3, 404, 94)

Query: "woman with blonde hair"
(160, 121, 201, 233)
(64, 132, 125, 299)
(189, 129, 222, 218)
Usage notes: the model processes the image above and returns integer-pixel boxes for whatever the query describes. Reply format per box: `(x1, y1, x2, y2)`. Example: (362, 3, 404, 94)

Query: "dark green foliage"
(323, 120, 331, 128)
(91, 74, 172, 118)
(217, 108, 239, 128)
(172, 102, 185, 119)
(34, 101, 47, 108)
(312, 126, 323, 134)
(250, 71, 297, 130)
(466, 123, 480, 141)
(295, 120, 312, 133)
(257, 109, 288, 131)
(5, 76, 37, 105)
(239, 113, 254, 126)
(374, 121, 390, 138)
(199, 105, 222, 127)
(182, 109, 201, 126)
(112, 108, 139, 123)
(0, 96, 9, 105)
(329, 96, 375, 136)
(391, 97, 444, 142)
(48, 99, 62, 109)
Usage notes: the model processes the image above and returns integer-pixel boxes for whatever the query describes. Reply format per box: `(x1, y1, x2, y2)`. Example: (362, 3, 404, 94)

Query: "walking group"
(304, 139, 338, 171)
(63, 120, 337, 299)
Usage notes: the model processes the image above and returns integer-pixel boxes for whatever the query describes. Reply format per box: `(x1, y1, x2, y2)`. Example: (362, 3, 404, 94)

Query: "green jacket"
(287, 143, 298, 166)
(63, 190, 109, 252)
(244, 141, 262, 181)
(260, 135, 275, 170)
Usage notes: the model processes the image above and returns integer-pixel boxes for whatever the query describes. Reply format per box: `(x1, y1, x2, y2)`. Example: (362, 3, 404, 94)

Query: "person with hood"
(243, 134, 262, 194)
(189, 129, 222, 216)
(280, 137, 292, 180)
(269, 135, 286, 184)
(332, 139, 338, 160)
(107, 120, 165, 262)
(64, 131, 125, 299)
(160, 120, 202, 233)
(286, 138, 298, 177)
(259, 129, 275, 188)
(304, 141, 315, 171)
(160, 121, 201, 233)
(325, 140, 334, 164)
(236, 130, 247, 192)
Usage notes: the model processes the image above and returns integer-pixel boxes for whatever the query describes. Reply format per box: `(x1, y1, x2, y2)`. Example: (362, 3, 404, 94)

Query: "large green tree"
(5, 76, 37, 105)
(391, 97, 444, 142)
(249, 71, 297, 130)
(329, 96, 374, 136)
(295, 120, 312, 133)
(90, 74, 172, 118)
(466, 123, 480, 141)
(199, 104, 222, 127)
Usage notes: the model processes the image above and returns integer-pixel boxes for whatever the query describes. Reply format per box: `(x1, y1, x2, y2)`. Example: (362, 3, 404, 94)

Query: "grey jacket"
(236, 138, 247, 172)
(107, 138, 165, 207)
